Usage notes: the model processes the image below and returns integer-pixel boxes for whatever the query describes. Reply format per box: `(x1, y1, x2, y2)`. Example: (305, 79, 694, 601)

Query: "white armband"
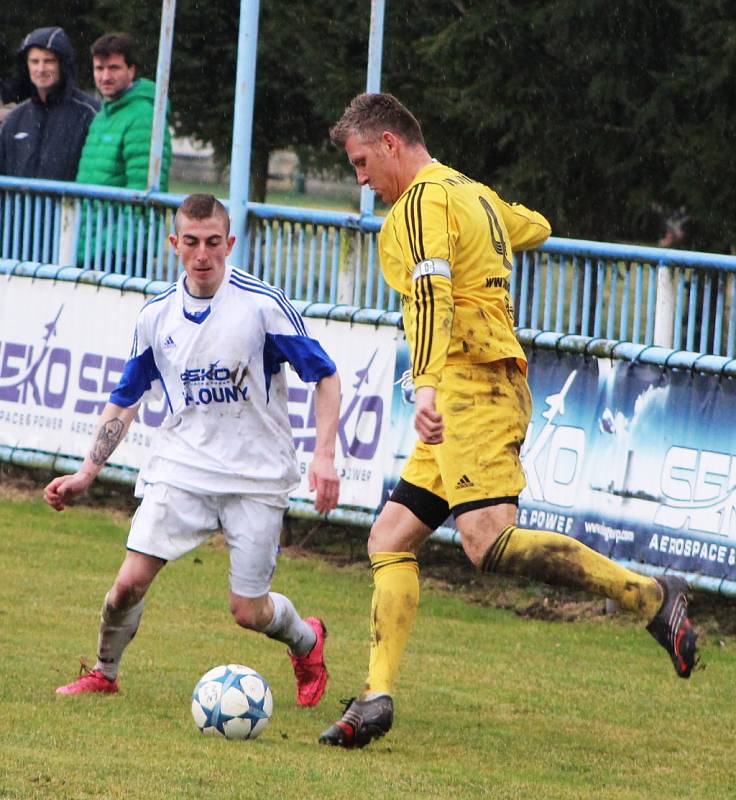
(412, 258, 452, 282)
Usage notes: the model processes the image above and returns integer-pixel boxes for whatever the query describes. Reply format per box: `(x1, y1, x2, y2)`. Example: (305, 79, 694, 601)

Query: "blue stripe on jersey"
(230, 272, 306, 335)
(142, 284, 177, 309)
(130, 286, 176, 358)
(109, 346, 164, 408)
(229, 272, 307, 335)
(129, 328, 138, 359)
(263, 333, 336, 400)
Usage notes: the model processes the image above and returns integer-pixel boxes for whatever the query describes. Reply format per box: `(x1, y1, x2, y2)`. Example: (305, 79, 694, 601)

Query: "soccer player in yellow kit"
(320, 93, 698, 749)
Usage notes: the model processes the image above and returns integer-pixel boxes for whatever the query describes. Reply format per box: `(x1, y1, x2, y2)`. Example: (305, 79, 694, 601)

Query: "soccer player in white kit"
(45, 194, 341, 707)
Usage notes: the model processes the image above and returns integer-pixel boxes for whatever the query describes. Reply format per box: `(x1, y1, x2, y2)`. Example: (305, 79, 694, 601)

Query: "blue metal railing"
(4, 176, 736, 356)
(521, 238, 736, 357)
(248, 202, 392, 309)
(0, 177, 182, 282)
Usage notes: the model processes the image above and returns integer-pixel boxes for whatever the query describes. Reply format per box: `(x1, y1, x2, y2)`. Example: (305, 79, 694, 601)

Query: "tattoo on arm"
(90, 419, 125, 465)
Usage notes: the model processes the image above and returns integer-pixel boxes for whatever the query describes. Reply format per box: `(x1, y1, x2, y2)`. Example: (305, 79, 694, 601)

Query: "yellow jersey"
(379, 161, 551, 389)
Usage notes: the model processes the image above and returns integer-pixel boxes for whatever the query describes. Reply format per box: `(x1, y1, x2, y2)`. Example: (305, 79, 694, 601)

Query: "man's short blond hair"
(330, 93, 425, 149)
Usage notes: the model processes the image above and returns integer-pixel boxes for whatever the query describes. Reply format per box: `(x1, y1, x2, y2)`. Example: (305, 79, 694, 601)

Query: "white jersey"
(110, 265, 336, 497)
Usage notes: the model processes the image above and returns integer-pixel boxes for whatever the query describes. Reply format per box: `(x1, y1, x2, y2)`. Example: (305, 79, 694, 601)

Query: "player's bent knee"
(367, 524, 389, 555)
(108, 580, 149, 610)
(230, 596, 270, 631)
(111, 553, 165, 608)
(456, 505, 514, 567)
(462, 539, 488, 569)
(367, 524, 415, 555)
(367, 512, 429, 555)
(459, 526, 504, 568)
(230, 605, 258, 630)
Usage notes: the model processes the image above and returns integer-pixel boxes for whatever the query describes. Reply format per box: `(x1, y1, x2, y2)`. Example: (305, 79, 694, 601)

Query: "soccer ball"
(191, 664, 273, 740)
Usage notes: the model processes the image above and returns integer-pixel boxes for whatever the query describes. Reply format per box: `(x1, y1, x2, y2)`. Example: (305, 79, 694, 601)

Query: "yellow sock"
(481, 526, 663, 619)
(363, 552, 420, 697)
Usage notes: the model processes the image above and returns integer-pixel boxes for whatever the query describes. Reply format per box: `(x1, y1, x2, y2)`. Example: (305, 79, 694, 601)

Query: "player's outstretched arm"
(43, 402, 140, 511)
(497, 197, 552, 251)
(308, 372, 341, 514)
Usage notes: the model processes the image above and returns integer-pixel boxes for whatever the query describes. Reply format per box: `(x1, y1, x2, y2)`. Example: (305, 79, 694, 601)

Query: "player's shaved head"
(175, 193, 230, 235)
(330, 93, 426, 149)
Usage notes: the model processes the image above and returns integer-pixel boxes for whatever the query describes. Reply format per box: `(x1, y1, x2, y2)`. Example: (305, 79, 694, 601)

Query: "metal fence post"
(147, 0, 176, 193)
(58, 198, 77, 267)
(228, 0, 260, 269)
(359, 0, 385, 218)
(653, 260, 675, 347)
(337, 230, 360, 305)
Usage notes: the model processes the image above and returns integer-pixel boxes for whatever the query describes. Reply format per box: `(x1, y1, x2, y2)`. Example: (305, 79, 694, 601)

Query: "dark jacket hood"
(16, 27, 78, 101)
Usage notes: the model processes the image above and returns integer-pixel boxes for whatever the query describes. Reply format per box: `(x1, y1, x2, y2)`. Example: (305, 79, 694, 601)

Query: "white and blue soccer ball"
(191, 664, 273, 740)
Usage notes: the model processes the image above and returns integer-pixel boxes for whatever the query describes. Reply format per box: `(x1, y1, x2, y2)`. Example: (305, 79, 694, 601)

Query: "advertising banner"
(0, 280, 165, 466)
(287, 318, 398, 508)
(3, 273, 736, 585)
(386, 338, 736, 583)
(521, 348, 736, 582)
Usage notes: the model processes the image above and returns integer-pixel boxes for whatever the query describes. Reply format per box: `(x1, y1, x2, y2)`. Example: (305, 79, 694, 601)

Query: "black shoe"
(646, 575, 698, 678)
(318, 695, 393, 748)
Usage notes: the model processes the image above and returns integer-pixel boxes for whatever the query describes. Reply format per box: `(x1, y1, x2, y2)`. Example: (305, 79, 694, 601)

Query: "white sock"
(263, 592, 316, 656)
(94, 593, 145, 680)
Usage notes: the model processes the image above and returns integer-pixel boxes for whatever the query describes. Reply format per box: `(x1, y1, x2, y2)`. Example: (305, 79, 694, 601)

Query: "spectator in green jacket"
(76, 33, 172, 267)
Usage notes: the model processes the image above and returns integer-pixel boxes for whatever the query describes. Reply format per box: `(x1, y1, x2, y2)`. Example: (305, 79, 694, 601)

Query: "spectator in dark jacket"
(0, 27, 99, 181)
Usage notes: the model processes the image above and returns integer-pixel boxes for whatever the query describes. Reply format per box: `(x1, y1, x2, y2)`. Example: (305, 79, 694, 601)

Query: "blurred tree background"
(1, 0, 734, 251)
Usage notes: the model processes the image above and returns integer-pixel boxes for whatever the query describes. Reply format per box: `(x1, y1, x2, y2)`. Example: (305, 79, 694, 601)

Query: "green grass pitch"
(1, 492, 734, 799)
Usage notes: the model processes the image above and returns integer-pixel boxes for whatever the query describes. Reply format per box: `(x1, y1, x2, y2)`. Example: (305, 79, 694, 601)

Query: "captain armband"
(411, 258, 452, 282)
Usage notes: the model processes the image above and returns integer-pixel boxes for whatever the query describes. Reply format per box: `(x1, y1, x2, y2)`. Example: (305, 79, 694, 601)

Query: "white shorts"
(127, 483, 286, 598)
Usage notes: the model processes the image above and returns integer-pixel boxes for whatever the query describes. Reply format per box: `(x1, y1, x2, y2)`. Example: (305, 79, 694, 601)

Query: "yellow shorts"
(400, 359, 531, 513)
